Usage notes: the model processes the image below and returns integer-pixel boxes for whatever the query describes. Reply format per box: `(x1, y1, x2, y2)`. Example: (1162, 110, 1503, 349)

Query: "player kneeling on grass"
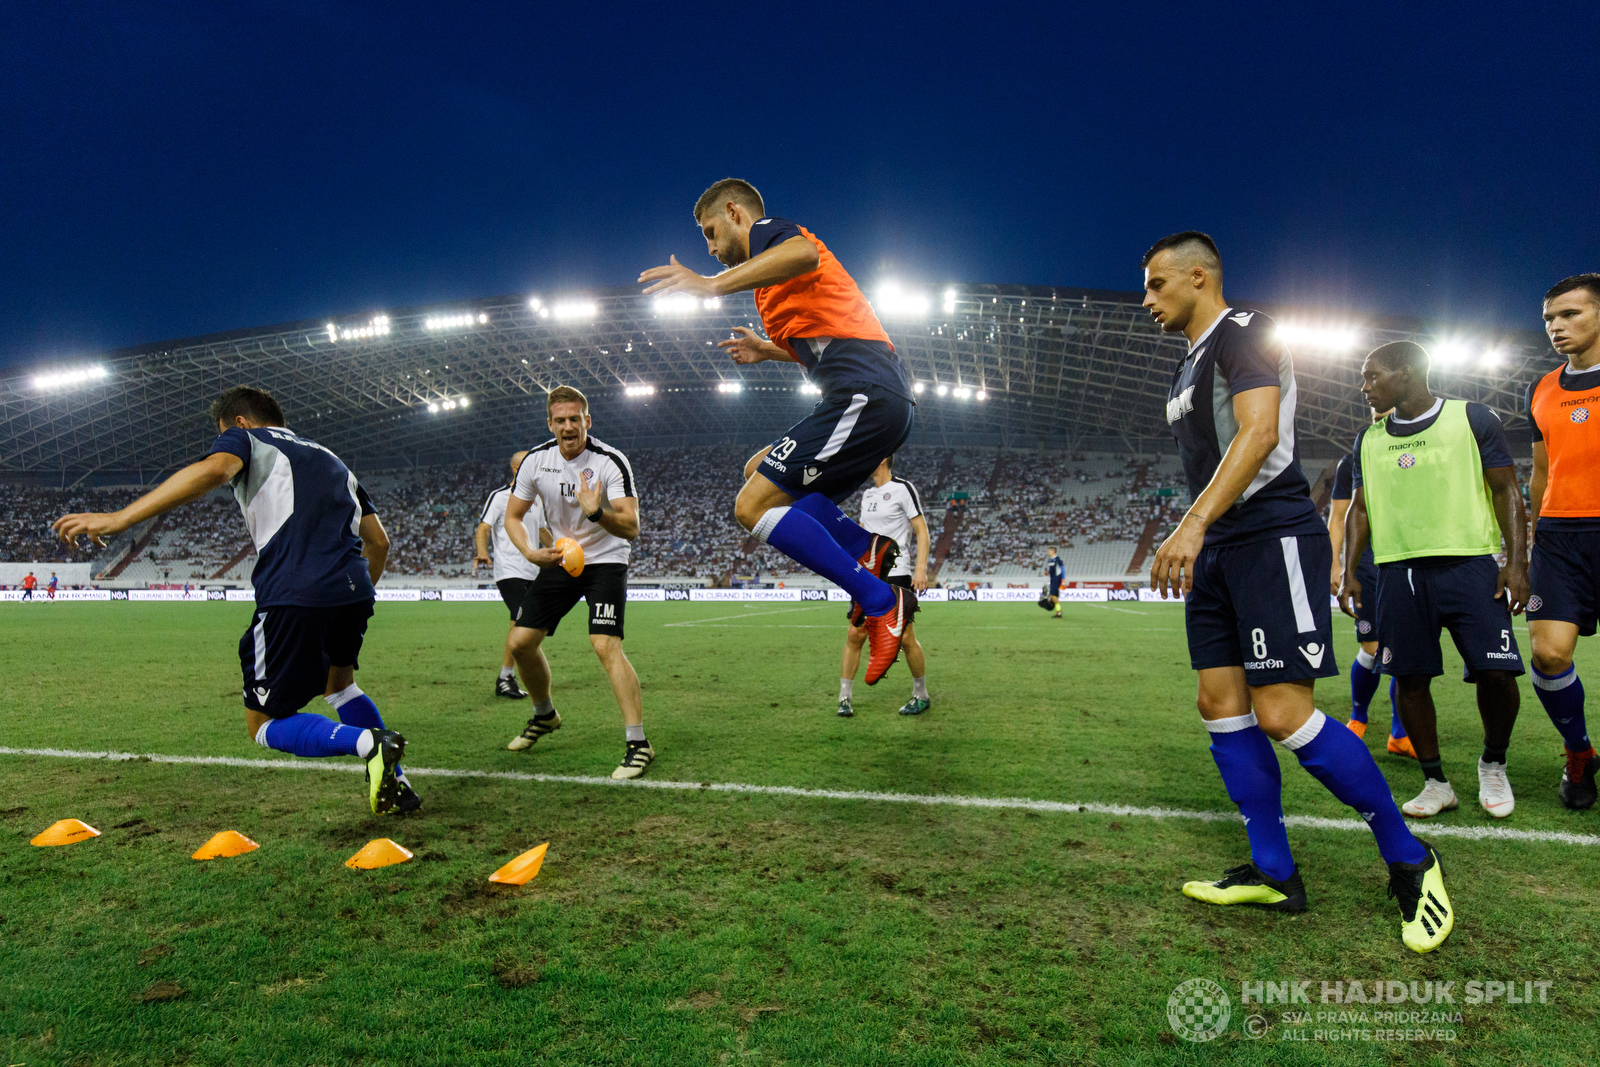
(502, 387, 652, 780)
(52, 386, 415, 815)
(1143, 232, 1452, 954)
(1340, 341, 1528, 820)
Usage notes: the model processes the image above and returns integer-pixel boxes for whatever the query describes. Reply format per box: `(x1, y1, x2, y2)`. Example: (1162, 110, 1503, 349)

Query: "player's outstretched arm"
(1485, 465, 1529, 613)
(1339, 486, 1372, 617)
(1150, 386, 1280, 598)
(52, 452, 242, 547)
(720, 326, 795, 366)
(504, 495, 564, 567)
(910, 514, 931, 592)
(359, 512, 390, 585)
(638, 237, 820, 299)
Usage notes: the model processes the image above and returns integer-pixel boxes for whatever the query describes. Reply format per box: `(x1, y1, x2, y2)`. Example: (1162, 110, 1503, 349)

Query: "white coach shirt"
(478, 484, 541, 581)
(859, 476, 924, 578)
(511, 436, 636, 567)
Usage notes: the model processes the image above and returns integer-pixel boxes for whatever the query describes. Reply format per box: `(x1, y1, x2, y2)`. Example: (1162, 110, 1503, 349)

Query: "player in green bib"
(1339, 341, 1529, 819)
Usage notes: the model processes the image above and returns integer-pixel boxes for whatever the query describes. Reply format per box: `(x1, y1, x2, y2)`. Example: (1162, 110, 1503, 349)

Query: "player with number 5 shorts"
(639, 178, 915, 687)
(1143, 231, 1452, 954)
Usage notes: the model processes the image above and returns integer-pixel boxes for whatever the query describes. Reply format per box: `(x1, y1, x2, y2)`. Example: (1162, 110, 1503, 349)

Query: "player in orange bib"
(1527, 273, 1600, 808)
(639, 179, 915, 685)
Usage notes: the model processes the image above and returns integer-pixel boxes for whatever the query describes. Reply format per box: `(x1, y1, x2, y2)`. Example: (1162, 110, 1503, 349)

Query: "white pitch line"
(663, 606, 824, 627)
(4, 745, 1597, 849)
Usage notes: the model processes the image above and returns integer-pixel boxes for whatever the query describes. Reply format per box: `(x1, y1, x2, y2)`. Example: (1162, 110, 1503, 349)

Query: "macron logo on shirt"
(1230, 311, 1255, 327)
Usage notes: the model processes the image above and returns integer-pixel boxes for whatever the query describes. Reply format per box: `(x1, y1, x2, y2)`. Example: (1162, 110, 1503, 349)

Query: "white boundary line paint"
(4, 746, 1597, 849)
(664, 606, 824, 627)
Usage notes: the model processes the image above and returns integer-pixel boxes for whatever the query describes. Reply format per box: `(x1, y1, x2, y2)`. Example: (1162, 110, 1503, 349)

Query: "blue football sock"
(788, 493, 872, 558)
(1204, 714, 1295, 881)
(326, 684, 384, 730)
(1533, 666, 1592, 752)
(259, 713, 363, 758)
(1282, 710, 1425, 866)
(1349, 650, 1381, 724)
(754, 506, 893, 616)
(1387, 677, 1407, 739)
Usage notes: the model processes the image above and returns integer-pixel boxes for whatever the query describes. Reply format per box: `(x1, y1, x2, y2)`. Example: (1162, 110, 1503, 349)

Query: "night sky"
(2, 1, 1595, 372)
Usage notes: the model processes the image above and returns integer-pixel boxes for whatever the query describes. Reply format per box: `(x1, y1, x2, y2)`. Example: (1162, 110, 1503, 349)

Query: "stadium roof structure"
(0, 285, 1557, 484)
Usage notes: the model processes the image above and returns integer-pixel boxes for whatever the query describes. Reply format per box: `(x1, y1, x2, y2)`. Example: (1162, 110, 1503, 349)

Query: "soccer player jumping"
(52, 386, 414, 815)
(1143, 233, 1453, 953)
(639, 179, 914, 685)
(1527, 274, 1600, 809)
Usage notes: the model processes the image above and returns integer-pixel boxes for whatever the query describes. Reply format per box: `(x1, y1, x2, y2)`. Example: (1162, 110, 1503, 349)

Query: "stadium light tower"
(873, 281, 930, 318)
(1275, 322, 1364, 353)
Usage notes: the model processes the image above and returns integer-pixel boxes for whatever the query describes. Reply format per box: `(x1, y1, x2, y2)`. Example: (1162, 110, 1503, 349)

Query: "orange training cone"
(345, 838, 413, 869)
(488, 842, 549, 886)
(554, 537, 585, 577)
(31, 818, 100, 846)
(192, 830, 260, 860)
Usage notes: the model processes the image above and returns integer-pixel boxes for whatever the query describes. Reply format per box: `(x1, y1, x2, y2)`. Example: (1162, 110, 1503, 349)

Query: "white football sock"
(355, 729, 376, 759)
(625, 722, 646, 743)
(912, 676, 929, 700)
(840, 679, 853, 701)
(499, 665, 516, 680)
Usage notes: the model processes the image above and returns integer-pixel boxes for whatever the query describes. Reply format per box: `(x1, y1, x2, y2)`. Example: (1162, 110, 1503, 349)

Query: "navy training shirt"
(1047, 556, 1065, 583)
(206, 426, 376, 608)
(749, 217, 913, 400)
(1163, 308, 1325, 547)
(1331, 452, 1375, 569)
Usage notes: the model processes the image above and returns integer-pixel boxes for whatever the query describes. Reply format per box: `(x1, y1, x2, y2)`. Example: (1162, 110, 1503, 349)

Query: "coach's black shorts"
(848, 573, 921, 626)
(496, 577, 533, 622)
(1375, 556, 1524, 680)
(1352, 556, 1379, 642)
(758, 384, 914, 505)
(240, 598, 374, 718)
(1186, 533, 1339, 686)
(1528, 528, 1600, 637)
(514, 563, 628, 639)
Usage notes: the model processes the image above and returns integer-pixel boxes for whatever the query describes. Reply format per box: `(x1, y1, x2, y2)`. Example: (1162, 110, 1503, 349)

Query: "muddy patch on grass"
(493, 962, 542, 988)
(137, 943, 172, 967)
(667, 990, 722, 1010)
(135, 980, 186, 1003)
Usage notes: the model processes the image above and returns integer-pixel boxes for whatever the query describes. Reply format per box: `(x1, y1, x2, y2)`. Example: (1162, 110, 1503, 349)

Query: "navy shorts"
(514, 562, 628, 639)
(1048, 579, 1062, 597)
(1529, 528, 1600, 637)
(1375, 556, 1524, 679)
(240, 599, 374, 718)
(1186, 533, 1339, 686)
(497, 577, 533, 622)
(1352, 556, 1379, 642)
(758, 384, 914, 505)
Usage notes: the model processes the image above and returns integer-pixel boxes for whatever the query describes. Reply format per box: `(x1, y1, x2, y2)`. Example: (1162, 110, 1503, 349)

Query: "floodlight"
(703, 297, 721, 309)
(1275, 322, 1363, 352)
(553, 299, 597, 320)
(976, 389, 988, 401)
(459, 396, 470, 407)
(943, 288, 957, 314)
(427, 403, 439, 413)
(625, 385, 656, 397)
(717, 381, 742, 393)
(953, 387, 972, 399)
(913, 381, 926, 394)
(874, 281, 930, 318)
(33, 364, 109, 391)
(936, 384, 949, 397)
(652, 293, 699, 315)
(330, 314, 391, 341)
(799, 383, 822, 395)
(528, 296, 542, 310)
(423, 312, 481, 331)
(1430, 339, 1473, 366)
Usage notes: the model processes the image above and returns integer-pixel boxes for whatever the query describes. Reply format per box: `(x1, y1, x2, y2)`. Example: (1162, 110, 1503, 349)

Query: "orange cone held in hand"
(32, 819, 100, 846)
(346, 838, 413, 869)
(554, 536, 584, 577)
(489, 842, 549, 885)
(192, 830, 260, 860)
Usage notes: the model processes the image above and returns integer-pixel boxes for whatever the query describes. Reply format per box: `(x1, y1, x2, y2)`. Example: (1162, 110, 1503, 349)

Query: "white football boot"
(1477, 759, 1515, 818)
(1402, 778, 1459, 818)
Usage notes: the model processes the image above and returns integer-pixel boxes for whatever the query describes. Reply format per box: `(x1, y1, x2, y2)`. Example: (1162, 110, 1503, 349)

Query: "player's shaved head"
(509, 449, 529, 476)
(694, 178, 765, 223)
(209, 385, 285, 428)
(1368, 340, 1430, 376)
(1142, 231, 1223, 284)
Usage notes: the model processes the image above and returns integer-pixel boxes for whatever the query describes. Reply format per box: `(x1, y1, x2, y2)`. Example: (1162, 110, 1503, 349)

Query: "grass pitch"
(2, 600, 1597, 1066)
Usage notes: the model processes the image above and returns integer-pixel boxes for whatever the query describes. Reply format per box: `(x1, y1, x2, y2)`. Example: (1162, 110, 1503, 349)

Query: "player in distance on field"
(638, 178, 914, 685)
(1526, 273, 1600, 809)
(1340, 341, 1528, 820)
(474, 450, 545, 700)
(51, 386, 415, 815)
(21, 571, 36, 600)
(47, 572, 58, 599)
(1327, 424, 1416, 758)
(837, 457, 931, 717)
(1043, 546, 1065, 618)
(1143, 232, 1452, 953)
(502, 387, 653, 780)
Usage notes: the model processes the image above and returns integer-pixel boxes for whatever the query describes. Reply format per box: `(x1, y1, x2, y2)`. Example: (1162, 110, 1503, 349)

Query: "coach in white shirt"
(502, 386, 653, 780)
(474, 449, 546, 700)
(838, 455, 932, 717)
